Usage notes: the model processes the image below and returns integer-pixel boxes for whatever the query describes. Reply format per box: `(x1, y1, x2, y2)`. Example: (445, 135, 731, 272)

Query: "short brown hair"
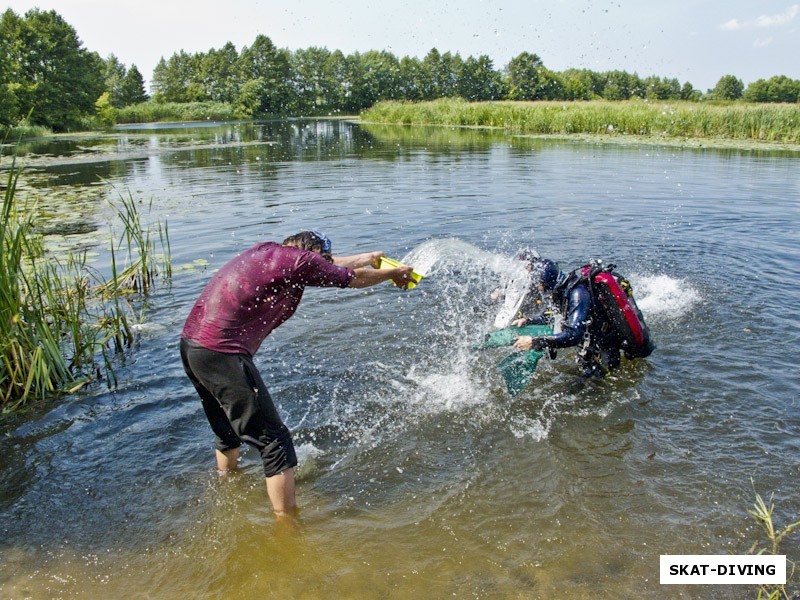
(282, 231, 333, 262)
(282, 231, 325, 252)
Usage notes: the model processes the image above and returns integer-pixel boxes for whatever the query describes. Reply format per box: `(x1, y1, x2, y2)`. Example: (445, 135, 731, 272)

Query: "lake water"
(1, 120, 799, 599)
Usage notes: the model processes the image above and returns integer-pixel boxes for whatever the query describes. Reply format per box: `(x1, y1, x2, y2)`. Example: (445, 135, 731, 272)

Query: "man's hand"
(390, 266, 414, 290)
(513, 336, 545, 351)
(511, 318, 527, 328)
(368, 251, 385, 269)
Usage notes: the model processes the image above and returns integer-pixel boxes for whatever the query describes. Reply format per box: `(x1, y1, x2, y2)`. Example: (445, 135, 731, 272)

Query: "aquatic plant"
(114, 101, 239, 124)
(0, 157, 171, 412)
(97, 189, 171, 296)
(748, 484, 800, 599)
(361, 99, 800, 144)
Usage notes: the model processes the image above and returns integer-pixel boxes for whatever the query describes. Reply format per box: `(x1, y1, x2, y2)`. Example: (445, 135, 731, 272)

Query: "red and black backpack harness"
(556, 262, 655, 360)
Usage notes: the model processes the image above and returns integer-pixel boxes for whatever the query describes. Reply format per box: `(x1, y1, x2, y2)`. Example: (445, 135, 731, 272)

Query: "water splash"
(633, 273, 702, 323)
(402, 237, 531, 329)
(302, 241, 689, 463)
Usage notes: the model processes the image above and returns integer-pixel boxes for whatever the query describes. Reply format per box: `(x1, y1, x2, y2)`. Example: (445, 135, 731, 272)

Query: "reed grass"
(98, 190, 164, 295)
(361, 98, 800, 144)
(0, 123, 53, 141)
(1, 157, 171, 412)
(114, 101, 239, 125)
(748, 484, 800, 599)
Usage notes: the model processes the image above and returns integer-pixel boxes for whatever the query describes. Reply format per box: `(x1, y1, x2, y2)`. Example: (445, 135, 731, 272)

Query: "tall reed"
(1, 158, 171, 412)
(362, 99, 800, 144)
(748, 485, 799, 599)
(114, 101, 238, 124)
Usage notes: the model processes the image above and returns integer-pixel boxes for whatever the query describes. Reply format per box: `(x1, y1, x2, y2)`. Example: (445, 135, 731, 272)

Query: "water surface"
(1, 120, 798, 599)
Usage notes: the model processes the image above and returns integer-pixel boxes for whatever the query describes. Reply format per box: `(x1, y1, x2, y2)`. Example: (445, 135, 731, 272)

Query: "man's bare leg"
(215, 447, 240, 472)
(266, 468, 297, 517)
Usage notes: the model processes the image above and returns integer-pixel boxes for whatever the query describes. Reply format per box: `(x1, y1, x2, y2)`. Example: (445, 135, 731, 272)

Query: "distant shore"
(359, 98, 800, 151)
(5, 99, 799, 154)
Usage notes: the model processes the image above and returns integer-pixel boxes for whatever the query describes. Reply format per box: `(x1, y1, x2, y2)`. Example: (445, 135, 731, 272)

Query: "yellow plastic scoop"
(376, 256, 424, 289)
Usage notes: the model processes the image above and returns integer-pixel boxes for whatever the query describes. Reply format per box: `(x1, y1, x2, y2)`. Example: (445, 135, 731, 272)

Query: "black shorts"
(180, 338, 297, 478)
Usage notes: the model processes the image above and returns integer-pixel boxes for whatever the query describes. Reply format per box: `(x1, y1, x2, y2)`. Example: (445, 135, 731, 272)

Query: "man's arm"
(514, 287, 590, 350)
(348, 265, 413, 289)
(333, 251, 383, 269)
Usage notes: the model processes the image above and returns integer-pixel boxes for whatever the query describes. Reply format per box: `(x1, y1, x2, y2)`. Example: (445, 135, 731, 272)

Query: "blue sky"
(6, 0, 799, 93)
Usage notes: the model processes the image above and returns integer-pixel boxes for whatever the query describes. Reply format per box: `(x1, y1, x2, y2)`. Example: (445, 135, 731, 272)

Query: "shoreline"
(358, 99, 800, 153)
(355, 118, 800, 153)
(4, 112, 799, 162)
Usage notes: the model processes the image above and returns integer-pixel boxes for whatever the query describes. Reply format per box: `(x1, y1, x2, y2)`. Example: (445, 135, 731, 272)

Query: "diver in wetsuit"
(512, 258, 623, 377)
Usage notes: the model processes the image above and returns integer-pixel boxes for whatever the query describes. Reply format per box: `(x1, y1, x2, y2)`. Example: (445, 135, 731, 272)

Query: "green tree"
(417, 48, 442, 99)
(506, 52, 547, 100)
(1, 8, 105, 130)
(322, 50, 348, 112)
(431, 51, 462, 98)
(560, 69, 601, 100)
(644, 76, 681, 100)
(152, 51, 203, 103)
(234, 78, 266, 117)
(94, 91, 116, 125)
(120, 64, 148, 105)
(236, 34, 292, 114)
(344, 51, 400, 112)
(458, 55, 504, 101)
(199, 42, 239, 103)
(602, 70, 632, 100)
(416, 49, 463, 99)
(291, 46, 333, 113)
(537, 68, 565, 100)
(398, 56, 424, 101)
(0, 11, 21, 126)
(104, 54, 127, 107)
(712, 75, 744, 100)
(743, 75, 800, 103)
(680, 81, 701, 101)
(150, 58, 169, 101)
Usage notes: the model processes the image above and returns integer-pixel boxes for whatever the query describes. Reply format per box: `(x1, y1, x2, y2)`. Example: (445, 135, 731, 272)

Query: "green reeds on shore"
(114, 101, 238, 125)
(361, 98, 800, 144)
(1, 158, 171, 412)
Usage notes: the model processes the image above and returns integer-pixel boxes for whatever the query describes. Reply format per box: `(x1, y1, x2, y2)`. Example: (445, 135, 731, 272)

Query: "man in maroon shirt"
(180, 231, 413, 518)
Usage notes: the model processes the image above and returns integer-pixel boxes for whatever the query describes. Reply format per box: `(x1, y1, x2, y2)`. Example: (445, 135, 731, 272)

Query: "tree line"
(2, 7, 799, 133)
(0, 8, 147, 131)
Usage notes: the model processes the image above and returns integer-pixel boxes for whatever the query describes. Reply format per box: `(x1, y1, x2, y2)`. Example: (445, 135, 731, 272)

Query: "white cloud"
(755, 4, 799, 27)
(753, 36, 774, 48)
(720, 4, 799, 30)
(720, 18, 742, 31)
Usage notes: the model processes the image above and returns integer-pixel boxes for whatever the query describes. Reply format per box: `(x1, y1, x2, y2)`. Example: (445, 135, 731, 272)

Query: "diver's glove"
(530, 337, 547, 352)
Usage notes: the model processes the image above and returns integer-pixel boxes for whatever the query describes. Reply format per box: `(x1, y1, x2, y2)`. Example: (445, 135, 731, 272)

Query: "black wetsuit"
(526, 280, 622, 377)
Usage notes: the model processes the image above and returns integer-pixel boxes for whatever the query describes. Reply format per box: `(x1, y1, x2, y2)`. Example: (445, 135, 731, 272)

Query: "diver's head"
(518, 249, 540, 268)
(532, 258, 561, 291)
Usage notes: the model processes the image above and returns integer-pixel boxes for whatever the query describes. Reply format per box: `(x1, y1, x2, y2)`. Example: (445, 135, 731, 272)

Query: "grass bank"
(361, 98, 800, 145)
(1, 123, 54, 141)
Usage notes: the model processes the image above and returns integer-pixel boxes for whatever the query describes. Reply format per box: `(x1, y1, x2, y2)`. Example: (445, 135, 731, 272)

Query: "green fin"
(498, 350, 544, 396)
(480, 324, 553, 348)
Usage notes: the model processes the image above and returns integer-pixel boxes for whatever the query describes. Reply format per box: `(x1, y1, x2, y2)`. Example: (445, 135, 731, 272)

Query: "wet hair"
(518, 249, 541, 264)
(282, 231, 333, 262)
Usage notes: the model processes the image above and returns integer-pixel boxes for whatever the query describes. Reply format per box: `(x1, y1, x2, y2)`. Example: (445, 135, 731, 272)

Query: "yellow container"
(376, 256, 424, 289)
